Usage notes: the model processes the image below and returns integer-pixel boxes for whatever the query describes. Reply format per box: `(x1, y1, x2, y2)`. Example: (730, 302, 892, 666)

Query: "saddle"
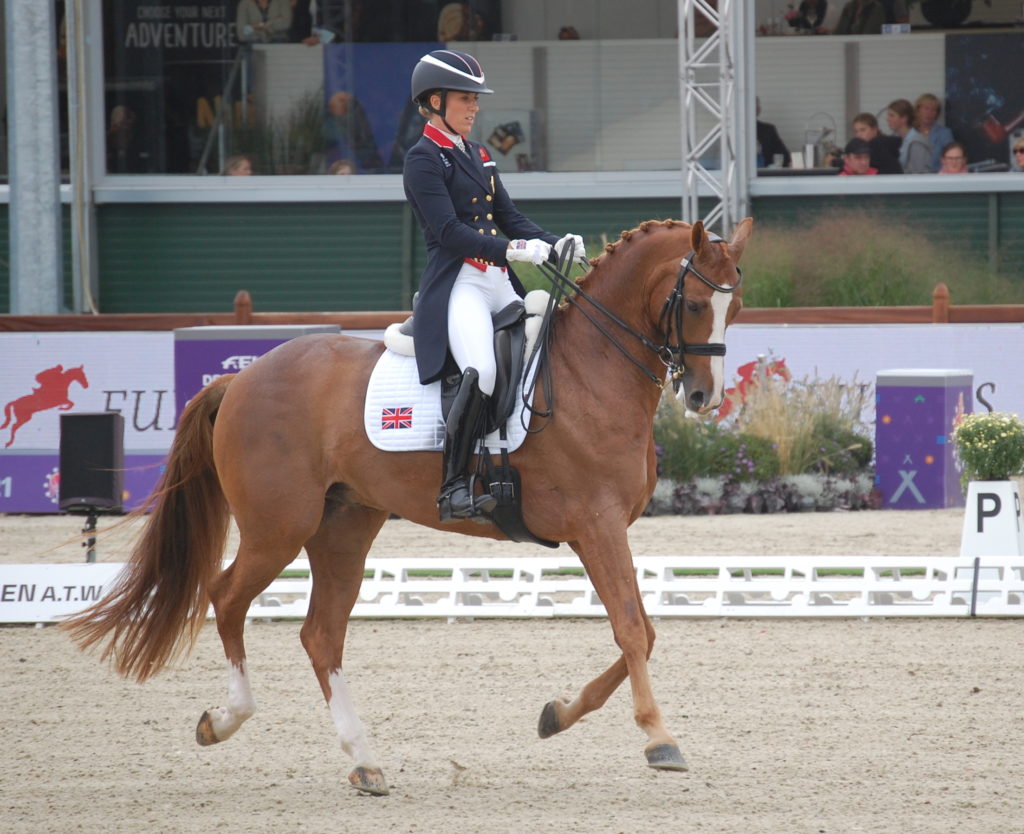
(383, 290, 557, 548)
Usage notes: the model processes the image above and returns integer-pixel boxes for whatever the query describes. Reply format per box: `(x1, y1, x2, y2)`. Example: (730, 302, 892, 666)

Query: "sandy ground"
(3, 509, 1023, 833)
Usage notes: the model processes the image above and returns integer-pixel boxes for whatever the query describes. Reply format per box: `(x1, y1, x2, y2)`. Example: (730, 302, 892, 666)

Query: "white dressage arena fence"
(2, 555, 1023, 623)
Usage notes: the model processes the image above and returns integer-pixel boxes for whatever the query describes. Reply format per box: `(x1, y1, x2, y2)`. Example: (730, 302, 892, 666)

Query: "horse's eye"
(685, 300, 701, 314)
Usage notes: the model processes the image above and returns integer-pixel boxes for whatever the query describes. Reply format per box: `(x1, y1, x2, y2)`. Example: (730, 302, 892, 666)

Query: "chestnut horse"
(64, 217, 752, 795)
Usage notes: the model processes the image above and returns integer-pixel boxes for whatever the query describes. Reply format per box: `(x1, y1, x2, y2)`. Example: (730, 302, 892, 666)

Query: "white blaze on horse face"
(205, 660, 256, 741)
(708, 287, 733, 406)
(327, 670, 381, 769)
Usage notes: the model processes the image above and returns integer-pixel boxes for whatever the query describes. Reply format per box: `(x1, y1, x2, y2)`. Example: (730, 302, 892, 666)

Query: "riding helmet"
(410, 49, 494, 105)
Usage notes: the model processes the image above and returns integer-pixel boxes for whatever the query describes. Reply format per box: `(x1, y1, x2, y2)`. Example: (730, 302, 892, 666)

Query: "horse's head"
(670, 218, 751, 414)
(68, 365, 90, 389)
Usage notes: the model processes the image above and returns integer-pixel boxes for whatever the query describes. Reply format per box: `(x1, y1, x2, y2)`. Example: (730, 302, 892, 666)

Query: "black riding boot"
(438, 368, 497, 523)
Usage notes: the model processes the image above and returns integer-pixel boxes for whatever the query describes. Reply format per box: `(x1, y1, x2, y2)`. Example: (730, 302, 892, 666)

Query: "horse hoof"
(348, 766, 389, 796)
(538, 700, 563, 739)
(195, 711, 220, 746)
(645, 743, 688, 772)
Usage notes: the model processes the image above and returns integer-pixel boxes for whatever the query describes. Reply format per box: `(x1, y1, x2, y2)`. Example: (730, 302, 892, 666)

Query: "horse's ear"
(690, 220, 707, 254)
(727, 217, 754, 263)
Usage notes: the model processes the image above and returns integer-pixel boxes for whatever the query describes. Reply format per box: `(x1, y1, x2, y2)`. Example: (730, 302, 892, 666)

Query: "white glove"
(552, 233, 587, 265)
(506, 238, 552, 266)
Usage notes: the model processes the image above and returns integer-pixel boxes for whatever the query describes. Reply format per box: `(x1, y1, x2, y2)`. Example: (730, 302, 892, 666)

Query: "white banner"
(0, 333, 175, 452)
(726, 323, 1024, 420)
(0, 563, 124, 622)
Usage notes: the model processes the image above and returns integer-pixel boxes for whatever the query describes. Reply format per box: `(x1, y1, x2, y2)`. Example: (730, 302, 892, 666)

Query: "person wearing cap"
(838, 138, 878, 176)
(403, 49, 586, 523)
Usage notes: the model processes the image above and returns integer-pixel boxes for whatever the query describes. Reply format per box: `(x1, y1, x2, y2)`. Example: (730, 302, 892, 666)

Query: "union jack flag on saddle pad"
(380, 406, 413, 430)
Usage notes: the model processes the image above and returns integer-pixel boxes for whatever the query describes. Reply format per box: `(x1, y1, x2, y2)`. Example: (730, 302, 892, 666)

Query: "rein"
(537, 240, 742, 386)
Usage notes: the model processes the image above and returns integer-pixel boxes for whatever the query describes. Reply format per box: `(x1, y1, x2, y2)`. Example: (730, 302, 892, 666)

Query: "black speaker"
(59, 413, 125, 513)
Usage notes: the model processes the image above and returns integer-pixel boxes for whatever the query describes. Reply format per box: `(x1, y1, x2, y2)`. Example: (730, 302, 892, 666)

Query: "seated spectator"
(915, 93, 955, 173)
(558, 25, 581, 40)
(786, 0, 828, 32)
(837, 138, 877, 175)
(328, 159, 356, 175)
(886, 98, 931, 174)
(237, 0, 292, 44)
(937, 142, 968, 174)
(756, 98, 791, 168)
(223, 155, 253, 176)
(834, 0, 884, 34)
(851, 112, 902, 173)
(1014, 137, 1024, 172)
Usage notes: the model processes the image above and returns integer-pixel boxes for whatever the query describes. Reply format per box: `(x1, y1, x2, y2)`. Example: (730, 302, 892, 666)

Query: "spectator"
(915, 93, 955, 173)
(851, 112, 902, 174)
(107, 104, 142, 173)
(288, 0, 347, 44)
(837, 138, 877, 175)
(1014, 137, 1024, 172)
(558, 25, 581, 40)
(437, 3, 484, 41)
(223, 155, 253, 176)
(786, 0, 828, 32)
(756, 98, 791, 168)
(328, 159, 356, 175)
(834, 0, 885, 34)
(886, 99, 931, 174)
(937, 142, 968, 174)
(236, 0, 292, 44)
(324, 91, 383, 173)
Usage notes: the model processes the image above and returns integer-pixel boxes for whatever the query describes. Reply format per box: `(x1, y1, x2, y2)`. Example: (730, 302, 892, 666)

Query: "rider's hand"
(507, 239, 552, 266)
(551, 233, 587, 265)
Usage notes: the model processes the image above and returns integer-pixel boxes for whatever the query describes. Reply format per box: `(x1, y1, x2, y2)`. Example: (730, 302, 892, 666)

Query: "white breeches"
(447, 262, 520, 396)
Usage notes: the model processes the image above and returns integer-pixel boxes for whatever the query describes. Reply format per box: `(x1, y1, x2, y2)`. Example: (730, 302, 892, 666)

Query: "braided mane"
(574, 218, 688, 294)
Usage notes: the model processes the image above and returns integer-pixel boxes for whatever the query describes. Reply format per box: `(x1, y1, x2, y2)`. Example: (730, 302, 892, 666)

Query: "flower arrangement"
(951, 411, 1024, 485)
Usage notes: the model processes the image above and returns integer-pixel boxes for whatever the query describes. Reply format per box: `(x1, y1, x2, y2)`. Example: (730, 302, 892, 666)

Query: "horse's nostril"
(688, 391, 705, 411)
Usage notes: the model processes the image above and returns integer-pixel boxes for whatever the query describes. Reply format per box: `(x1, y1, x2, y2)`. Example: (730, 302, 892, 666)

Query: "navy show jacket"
(403, 123, 557, 386)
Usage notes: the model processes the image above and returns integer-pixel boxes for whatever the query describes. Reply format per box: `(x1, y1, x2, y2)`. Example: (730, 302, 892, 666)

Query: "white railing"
(3, 556, 1023, 624)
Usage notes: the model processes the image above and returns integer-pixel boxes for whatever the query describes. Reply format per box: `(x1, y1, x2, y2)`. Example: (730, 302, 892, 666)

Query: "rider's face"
(433, 91, 479, 136)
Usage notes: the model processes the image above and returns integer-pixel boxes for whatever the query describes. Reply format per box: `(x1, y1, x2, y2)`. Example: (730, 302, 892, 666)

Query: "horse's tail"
(0, 400, 12, 430)
(62, 375, 235, 683)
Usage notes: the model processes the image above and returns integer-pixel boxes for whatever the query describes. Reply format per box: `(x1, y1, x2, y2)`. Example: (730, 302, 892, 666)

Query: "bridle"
(534, 237, 743, 393)
(658, 247, 743, 392)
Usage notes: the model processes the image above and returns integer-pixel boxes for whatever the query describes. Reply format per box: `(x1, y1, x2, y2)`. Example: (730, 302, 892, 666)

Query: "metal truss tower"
(677, 0, 754, 236)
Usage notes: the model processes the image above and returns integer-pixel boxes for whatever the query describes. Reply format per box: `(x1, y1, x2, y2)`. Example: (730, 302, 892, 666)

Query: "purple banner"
(875, 377, 972, 510)
(174, 338, 288, 419)
(0, 454, 166, 514)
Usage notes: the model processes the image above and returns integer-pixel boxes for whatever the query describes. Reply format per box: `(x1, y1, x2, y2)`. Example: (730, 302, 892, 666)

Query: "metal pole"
(5, 0, 62, 314)
(65, 0, 99, 313)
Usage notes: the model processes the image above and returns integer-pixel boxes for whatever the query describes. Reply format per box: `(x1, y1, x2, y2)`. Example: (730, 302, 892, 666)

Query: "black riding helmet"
(411, 49, 493, 132)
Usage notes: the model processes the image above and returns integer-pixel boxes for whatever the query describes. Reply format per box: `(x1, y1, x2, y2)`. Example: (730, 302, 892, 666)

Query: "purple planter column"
(875, 369, 973, 509)
(173, 325, 340, 421)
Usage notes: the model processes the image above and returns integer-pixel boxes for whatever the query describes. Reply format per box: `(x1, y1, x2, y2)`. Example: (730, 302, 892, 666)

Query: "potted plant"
(952, 411, 1024, 486)
(951, 411, 1024, 558)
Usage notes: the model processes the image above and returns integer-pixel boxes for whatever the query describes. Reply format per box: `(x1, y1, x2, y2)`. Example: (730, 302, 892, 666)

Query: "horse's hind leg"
(300, 500, 389, 796)
(196, 505, 322, 746)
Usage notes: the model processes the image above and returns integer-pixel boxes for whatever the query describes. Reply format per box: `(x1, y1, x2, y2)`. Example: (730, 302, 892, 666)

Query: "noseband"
(658, 251, 743, 393)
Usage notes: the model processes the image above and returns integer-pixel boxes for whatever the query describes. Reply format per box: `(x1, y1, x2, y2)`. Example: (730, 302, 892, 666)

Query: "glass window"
(99, 1, 684, 176)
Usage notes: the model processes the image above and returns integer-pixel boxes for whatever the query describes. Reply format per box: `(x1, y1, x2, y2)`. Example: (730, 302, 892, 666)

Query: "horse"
(2, 364, 89, 448)
(64, 217, 752, 796)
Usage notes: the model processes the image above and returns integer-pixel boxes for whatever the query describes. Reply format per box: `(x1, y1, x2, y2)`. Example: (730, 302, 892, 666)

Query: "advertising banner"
(0, 333, 174, 513)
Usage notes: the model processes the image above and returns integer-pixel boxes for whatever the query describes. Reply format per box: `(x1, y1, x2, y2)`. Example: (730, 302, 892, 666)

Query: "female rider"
(403, 49, 585, 523)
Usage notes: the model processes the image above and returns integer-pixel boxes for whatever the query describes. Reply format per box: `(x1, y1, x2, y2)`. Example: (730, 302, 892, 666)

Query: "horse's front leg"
(539, 530, 687, 772)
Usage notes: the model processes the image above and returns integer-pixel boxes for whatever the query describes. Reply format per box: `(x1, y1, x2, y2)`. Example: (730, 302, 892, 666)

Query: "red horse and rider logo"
(1, 364, 89, 448)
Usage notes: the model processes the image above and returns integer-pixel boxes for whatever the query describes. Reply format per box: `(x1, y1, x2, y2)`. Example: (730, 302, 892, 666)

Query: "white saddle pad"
(364, 350, 537, 453)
